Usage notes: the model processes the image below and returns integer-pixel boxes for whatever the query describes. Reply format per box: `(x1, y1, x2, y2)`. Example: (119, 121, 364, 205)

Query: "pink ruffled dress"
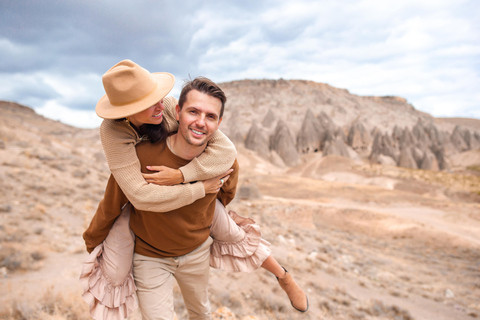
(80, 199, 270, 320)
(209, 199, 271, 272)
(80, 203, 138, 320)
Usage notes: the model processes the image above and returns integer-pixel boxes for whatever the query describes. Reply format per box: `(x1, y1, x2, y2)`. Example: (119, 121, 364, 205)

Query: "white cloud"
(41, 72, 104, 110)
(34, 101, 102, 129)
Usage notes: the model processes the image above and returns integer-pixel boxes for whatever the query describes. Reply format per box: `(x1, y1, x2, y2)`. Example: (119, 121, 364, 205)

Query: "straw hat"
(96, 59, 175, 119)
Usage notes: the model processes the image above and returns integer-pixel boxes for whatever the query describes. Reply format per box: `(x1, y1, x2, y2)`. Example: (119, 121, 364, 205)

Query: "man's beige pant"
(133, 237, 213, 320)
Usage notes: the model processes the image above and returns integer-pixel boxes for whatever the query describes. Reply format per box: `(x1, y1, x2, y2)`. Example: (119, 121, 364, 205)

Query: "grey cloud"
(1, 1, 189, 72)
(0, 74, 59, 103)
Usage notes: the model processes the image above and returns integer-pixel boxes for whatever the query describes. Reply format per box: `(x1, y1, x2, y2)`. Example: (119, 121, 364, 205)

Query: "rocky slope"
(220, 79, 480, 171)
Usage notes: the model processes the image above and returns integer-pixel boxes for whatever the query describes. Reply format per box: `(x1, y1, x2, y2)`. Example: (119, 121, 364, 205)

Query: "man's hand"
(143, 166, 184, 186)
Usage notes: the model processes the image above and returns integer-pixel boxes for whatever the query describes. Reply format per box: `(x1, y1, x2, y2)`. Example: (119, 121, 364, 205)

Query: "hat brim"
(95, 72, 175, 119)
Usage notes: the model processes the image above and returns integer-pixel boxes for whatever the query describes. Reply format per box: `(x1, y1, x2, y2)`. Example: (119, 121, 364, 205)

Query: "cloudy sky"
(1, 0, 479, 128)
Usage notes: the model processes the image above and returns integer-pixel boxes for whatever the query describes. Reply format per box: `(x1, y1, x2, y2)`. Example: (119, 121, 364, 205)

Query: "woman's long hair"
(116, 119, 169, 143)
(137, 122, 169, 143)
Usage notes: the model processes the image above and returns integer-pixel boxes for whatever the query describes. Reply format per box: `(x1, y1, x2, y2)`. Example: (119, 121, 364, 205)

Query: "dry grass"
(0, 243, 45, 272)
(0, 289, 90, 320)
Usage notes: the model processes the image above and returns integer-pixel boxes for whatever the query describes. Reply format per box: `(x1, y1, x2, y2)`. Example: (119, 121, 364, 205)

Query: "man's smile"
(190, 128, 206, 136)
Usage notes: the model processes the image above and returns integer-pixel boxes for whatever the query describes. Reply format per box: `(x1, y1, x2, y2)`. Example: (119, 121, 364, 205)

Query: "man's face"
(176, 89, 223, 147)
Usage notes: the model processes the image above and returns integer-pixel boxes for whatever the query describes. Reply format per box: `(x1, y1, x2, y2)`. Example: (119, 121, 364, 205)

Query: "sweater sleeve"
(100, 119, 205, 212)
(217, 160, 239, 207)
(83, 175, 128, 253)
(162, 96, 238, 183)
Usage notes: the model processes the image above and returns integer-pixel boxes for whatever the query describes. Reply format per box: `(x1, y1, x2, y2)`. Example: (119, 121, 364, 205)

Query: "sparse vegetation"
(467, 165, 480, 173)
(0, 289, 90, 320)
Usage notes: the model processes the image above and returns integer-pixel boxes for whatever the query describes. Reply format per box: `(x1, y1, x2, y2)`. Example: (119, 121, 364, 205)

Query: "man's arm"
(83, 175, 129, 253)
(217, 160, 239, 207)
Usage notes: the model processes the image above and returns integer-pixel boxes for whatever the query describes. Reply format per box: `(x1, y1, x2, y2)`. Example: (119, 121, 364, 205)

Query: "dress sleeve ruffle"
(80, 203, 138, 320)
(209, 200, 271, 272)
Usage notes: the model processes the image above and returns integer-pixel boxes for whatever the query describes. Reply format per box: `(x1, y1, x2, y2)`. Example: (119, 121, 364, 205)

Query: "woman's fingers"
(142, 166, 184, 186)
(219, 175, 230, 185)
(221, 169, 234, 178)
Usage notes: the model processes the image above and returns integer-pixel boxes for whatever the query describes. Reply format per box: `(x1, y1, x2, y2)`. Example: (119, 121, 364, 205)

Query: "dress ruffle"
(80, 245, 138, 320)
(210, 209, 271, 272)
(80, 203, 138, 320)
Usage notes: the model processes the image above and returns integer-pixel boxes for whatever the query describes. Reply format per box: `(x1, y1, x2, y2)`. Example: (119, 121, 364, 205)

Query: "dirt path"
(317, 269, 468, 320)
(262, 195, 480, 247)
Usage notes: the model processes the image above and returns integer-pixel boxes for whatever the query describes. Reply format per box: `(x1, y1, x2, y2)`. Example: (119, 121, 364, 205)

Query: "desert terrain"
(0, 79, 479, 320)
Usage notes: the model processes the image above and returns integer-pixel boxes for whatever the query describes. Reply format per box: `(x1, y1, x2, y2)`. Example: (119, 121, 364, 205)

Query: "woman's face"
(129, 100, 165, 127)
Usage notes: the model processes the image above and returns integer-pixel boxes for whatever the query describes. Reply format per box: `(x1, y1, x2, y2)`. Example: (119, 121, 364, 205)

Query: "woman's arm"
(180, 129, 237, 182)
(100, 119, 206, 212)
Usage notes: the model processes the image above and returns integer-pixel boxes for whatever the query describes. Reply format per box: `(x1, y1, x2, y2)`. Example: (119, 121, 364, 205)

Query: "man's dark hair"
(178, 77, 227, 118)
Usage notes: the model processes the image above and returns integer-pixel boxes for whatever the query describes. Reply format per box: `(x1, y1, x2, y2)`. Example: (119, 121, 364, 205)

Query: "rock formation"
(225, 109, 244, 143)
(451, 126, 470, 153)
(261, 108, 276, 128)
(370, 132, 399, 164)
(244, 121, 270, 159)
(364, 119, 479, 171)
(398, 145, 418, 169)
(420, 149, 440, 171)
(453, 125, 480, 150)
(347, 121, 371, 153)
(270, 120, 300, 166)
(296, 109, 323, 154)
(323, 133, 350, 158)
(317, 111, 336, 133)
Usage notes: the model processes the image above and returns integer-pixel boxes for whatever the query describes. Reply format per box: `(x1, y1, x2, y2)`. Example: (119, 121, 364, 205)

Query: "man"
(84, 77, 238, 320)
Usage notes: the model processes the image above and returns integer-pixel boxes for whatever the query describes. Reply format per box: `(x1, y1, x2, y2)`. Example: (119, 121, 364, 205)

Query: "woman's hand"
(203, 169, 234, 194)
(143, 166, 184, 186)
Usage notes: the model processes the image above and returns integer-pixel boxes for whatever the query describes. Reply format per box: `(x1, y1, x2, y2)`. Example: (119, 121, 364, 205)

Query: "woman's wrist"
(174, 169, 184, 184)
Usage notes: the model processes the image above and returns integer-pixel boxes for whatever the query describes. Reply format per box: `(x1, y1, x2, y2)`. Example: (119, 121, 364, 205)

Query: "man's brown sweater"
(83, 138, 239, 258)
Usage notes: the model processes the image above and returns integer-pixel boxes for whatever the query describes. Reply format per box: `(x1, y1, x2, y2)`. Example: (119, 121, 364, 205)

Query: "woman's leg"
(261, 255, 308, 312)
(261, 255, 286, 278)
(209, 199, 271, 272)
(210, 200, 308, 312)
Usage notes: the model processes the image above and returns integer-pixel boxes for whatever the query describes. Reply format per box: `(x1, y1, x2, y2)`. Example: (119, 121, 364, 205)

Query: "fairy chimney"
(270, 120, 300, 166)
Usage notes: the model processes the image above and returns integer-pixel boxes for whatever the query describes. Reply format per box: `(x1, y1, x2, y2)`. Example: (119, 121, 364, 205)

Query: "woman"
(81, 60, 308, 320)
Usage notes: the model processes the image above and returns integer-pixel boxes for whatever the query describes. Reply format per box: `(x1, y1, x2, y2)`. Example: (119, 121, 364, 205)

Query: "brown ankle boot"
(277, 267, 309, 312)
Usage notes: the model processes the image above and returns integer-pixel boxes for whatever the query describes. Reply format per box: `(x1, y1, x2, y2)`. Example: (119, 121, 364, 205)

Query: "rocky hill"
(0, 77, 480, 320)
(0, 100, 108, 271)
(220, 79, 480, 171)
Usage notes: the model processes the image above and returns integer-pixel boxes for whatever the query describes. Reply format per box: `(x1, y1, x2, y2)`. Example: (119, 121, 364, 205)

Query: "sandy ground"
(211, 148, 480, 319)
(1, 143, 479, 319)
